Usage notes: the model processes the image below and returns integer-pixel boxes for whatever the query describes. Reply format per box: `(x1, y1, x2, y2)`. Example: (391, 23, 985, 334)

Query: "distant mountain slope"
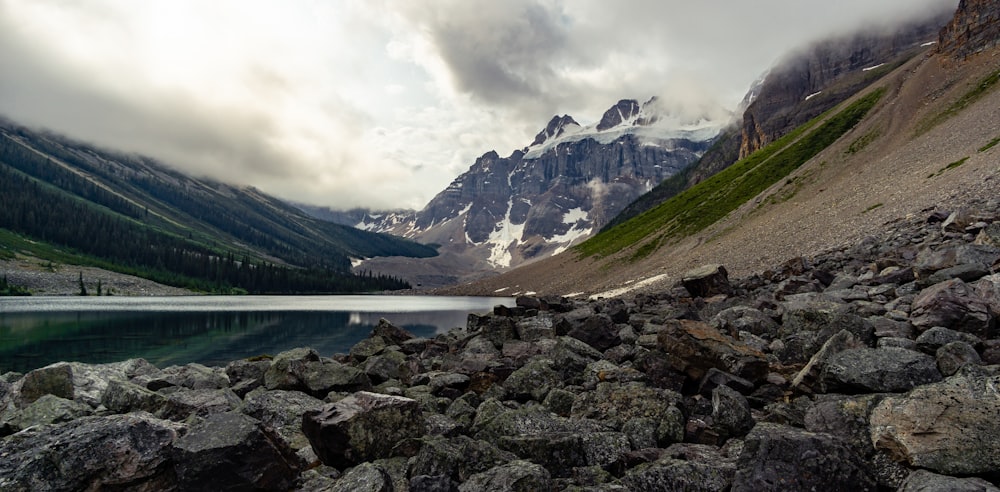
(0, 121, 437, 293)
(331, 97, 722, 288)
(604, 11, 949, 231)
(442, 0, 1000, 298)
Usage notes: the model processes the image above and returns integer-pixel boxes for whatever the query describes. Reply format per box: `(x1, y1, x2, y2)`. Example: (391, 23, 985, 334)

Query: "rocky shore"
(1, 200, 999, 491)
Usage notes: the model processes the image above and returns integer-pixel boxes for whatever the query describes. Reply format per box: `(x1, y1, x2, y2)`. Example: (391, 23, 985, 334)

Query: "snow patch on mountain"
(485, 199, 526, 268)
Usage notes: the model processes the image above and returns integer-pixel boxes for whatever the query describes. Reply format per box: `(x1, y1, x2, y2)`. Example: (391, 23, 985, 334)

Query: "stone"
(350, 336, 388, 361)
(712, 385, 754, 440)
(8, 394, 92, 431)
(152, 363, 229, 390)
(926, 263, 990, 284)
(620, 444, 736, 492)
(897, 469, 1000, 492)
(302, 391, 426, 468)
(503, 358, 562, 402)
(821, 347, 942, 393)
(242, 389, 325, 453)
(172, 412, 300, 491)
(710, 305, 779, 338)
(160, 388, 242, 420)
(409, 435, 517, 483)
(372, 318, 415, 346)
(936, 341, 982, 376)
(328, 462, 393, 492)
(101, 379, 168, 414)
(409, 475, 459, 492)
(225, 359, 269, 397)
(515, 315, 555, 342)
(682, 264, 733, 298)
(264, 347, 321, 391)
(911, 279, 993, 338)
(870, 367, 1000, 475)
(791, 329, 865, 392)
(570, 382, 686, 445)
(656, 319, 769, 383)
(17, 363, 74, 406)
(0, 413, 182, 491)
(298, 359, 372, 396)
(457, 460, 552, 492)
(915, 326, 983, 354)
(566, 313, 622, 351)
(732, 423, 876, 491)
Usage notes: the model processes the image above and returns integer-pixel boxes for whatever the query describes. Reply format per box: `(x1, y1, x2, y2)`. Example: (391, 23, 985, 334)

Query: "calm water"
(0, 295, 513, 373)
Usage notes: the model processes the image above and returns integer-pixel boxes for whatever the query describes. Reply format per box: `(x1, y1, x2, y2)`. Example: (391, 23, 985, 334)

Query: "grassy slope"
(576, 87, 886, 260)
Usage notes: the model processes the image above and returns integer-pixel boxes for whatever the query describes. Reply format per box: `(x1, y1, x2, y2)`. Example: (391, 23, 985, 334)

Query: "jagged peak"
(531, 115, 581, 147)
(596, 99, 642, 131)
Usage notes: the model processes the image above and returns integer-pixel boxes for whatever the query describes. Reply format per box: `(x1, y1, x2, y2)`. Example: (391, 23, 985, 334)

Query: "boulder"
(712, 385, 754, 440)
(897, 469, 1000, 492)
(151, 363, 229, 390)
(372, 318, 416, 346)
(327, 462, 394, 492)
(571, 382, 686, 445)
(101, 379, 168, 414)
(870, 367, 1000, 475)
(620, 443, 736, 492)
(302, 391, 426, 468)
(710, 306, 779, 338)
(225, 359, 270, 397)
(791, 329, 865, 393)
(936, 341, 982, 376)
(821, 347, 942, 393)
(264, 347, 321, 391)
(0, 413, 181, 491)
(732, 423, 877, 491)
(566, 313, 622, 352)
(656, 320, 769, 383)
(457, 460, 552, 492)
(16, 363, 74, 406)
(515, 315, 556, 342)
(409, 435, 517, 483)
(682, 264, 733, 298)
(915, 326, 983, 354)
(503, 358, 562, 402)
(7, 394, 92, 431)
(242, 389, 325, 453)
(172, 411, 300, 491)
(910, 279, 993, 338)
(160, 387, 242, 420)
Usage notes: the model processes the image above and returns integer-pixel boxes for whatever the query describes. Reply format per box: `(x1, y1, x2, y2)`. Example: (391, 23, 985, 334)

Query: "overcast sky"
(0, 0, 956, 210)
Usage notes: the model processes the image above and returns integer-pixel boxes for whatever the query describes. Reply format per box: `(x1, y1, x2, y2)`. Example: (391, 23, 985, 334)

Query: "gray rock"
(350, 335, 388, 361)
(172, 411, 299, 491)
(160, 387, 242, 420)
(504, 358, 562, 402)
(870, 367, 1000, 475)
(915, 244, 1000, 277)
(911, 279, 992, 338)
(732, 423, 877, 491)
(897, 469, 1000, 492)
(936, 341, 982, 376)
(152, 363, 229, 390)
(8, 394, 92, 431)
(0, 413, 182, 491)
(821, 347, 942, 393)
(458, 460, 552, 492)
(791, 330, 864, 393)
(804, 394, 887, 454)
(916, 326, 983, 354)
(515, 315, 555, 342)
(972, 273, 1000, 315)
(302, 391, 425, 468)
(264, 347, 321, 391)
(927, 263, 991, 284)
(329, 462, 393, 492)
(242, 389, 325, 452)
(712, 385, 754, 440)
(571, 382, 685, 445)
(620, 443, 736, 492)
(299, 359, 373, 396)
(372, 318, 416, 346)
(567, 313, 622, 352)
(16, 363, 74, 406)
(409, 474, 458, 492)
(682, 264, 733, 298)
(364, 350, 406, 384)
(877, 337, 919, 350)
(409, 435, 517, 483)
(711, 306, 779, 338)
(101, 378, 167, 414)
(225, 358, 270, 397)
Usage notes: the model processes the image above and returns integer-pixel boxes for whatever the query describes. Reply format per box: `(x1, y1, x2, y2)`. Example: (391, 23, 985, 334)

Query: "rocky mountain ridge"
(341, 97, 721, 287)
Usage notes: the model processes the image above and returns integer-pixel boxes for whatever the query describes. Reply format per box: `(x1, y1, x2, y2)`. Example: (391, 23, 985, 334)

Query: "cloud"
(0, 0, 959, 210)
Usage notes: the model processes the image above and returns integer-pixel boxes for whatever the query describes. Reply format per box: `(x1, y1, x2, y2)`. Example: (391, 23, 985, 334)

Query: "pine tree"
(78, 272, 88, 296)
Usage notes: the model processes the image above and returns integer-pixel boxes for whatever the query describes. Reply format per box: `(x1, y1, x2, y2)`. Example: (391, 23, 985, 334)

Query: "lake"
(0, 295, 513, 373)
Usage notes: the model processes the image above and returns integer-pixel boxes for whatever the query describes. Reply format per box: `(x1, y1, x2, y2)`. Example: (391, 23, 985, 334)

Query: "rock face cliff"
(739, 13, 951, 158)
(350, 98, 721, 284)
(938, 0, 1000, 59)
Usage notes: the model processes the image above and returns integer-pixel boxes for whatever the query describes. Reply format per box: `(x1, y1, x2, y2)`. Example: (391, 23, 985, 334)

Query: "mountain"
(605, 9, 951, 231)
(442, 0, 1000, 298)
(333, 97, 723, 287)
(0, 121, 437, 294)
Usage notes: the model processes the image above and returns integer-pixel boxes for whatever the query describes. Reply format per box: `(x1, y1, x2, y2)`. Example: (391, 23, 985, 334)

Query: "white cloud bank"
(0, 0, 956, 209)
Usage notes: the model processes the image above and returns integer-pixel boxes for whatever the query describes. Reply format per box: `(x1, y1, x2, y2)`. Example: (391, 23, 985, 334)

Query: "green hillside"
(577, 87, 885, 260)
(0, 121, 437, 294)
